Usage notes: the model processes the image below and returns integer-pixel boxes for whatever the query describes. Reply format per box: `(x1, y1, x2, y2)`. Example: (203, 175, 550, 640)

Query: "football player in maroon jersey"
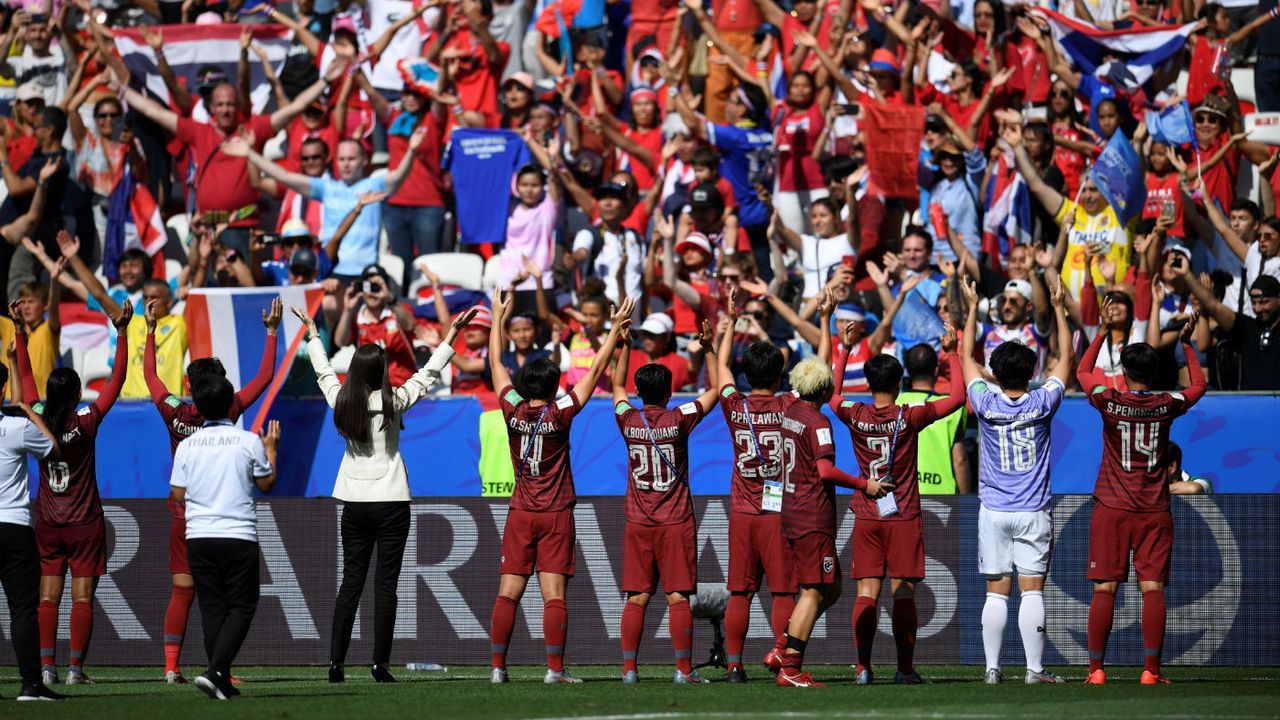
(717, 284, 799, 683)
(611, 319, 721, 684)
(16, 301, 131, 687)
(1077, 310, 1205, 685)
(826, 319, 964, 685)
(487, 290, 635, 684)
(773, 293, 883, 688)
(146, 298, 282, 684)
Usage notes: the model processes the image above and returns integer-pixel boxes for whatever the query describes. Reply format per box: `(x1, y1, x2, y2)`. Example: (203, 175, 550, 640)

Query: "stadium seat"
(330, 345, 356, 376)
(482, 255, 501, 291)
(379, 255, 406, 294)
(408, 253, 484, 298)
(77, 344, 112, 402)
(164, 258, 183, 283)
(165, 213, 190, 260)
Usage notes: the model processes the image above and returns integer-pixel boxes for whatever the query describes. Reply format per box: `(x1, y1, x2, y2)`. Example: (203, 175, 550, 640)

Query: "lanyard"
(516, 406, 549, 481)
(742, 396, 777, 478)
(881, 406, 905, 482)
(636, 406, 680, 477)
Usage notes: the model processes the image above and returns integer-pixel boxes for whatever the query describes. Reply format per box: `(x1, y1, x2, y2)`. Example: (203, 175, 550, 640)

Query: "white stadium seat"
(407, 252, 484, 298)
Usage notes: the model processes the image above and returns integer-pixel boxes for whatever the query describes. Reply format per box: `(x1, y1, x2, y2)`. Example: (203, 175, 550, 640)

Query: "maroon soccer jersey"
(155, 395, 250, 457)
(1088, 388, 1194, 513)
(836, 400, 941, 522)
(615, 400, 706, 525)
(500, 385, 582, 512)
(720, 386, 798, 515)
(780, 401, 838, 539)
(33, 405, 106, 528)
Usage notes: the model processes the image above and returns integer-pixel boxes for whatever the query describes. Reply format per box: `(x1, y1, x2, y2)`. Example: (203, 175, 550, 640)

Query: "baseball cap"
(1004, 279, 1034, 302)
(637, 313, 675, 336)
(1251, 275, 1280, 298)
(288, 247, 319, 272)
(688, 182, 723, 209)
(592, 182, 628, 201)
(468, 304, 494, 329)
(675, 232, 713, 258)
(15, 82, 43, 103)
(360, 263, 391, 283)
(925, 113, 946, 133)
(1195, 94, 1231, 119)
(196, 65, 229, 90)
(281, 219, 313, 240)
(868, 48, 902, 76)
(1163, 244, 1192, 261)
(502, 72, 534, 92)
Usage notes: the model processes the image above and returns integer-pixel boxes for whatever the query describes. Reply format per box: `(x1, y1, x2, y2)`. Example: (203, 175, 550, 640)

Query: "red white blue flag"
(1032, 8, 1196, 90)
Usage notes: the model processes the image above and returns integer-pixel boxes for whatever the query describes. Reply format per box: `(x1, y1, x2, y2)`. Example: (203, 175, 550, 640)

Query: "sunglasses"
(301, 154, 325, 161)
(1052, 89, 1072, 99)
(747, 311, 767, 321)
(1195, 114, 1223, 124)
(718, 273, 742, 281)
(96, 111, 120, 120)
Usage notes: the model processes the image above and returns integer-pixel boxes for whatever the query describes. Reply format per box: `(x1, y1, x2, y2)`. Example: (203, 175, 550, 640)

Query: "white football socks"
(1019, 590, 1047, 674)
(981, 592, 1009, 671)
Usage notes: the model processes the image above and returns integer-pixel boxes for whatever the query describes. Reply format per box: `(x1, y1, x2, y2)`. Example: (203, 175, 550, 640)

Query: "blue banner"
(1090, 130, 1146, 224)
(67, 394, 1280, 499)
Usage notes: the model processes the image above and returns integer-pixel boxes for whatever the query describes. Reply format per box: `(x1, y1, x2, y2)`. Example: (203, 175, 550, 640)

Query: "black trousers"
(330, 501, 411, 666)
(0, 522, 40, 686)
(187, 537, 261, 678)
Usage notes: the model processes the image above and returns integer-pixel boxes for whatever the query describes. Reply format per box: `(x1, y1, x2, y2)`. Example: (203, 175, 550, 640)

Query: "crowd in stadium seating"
(0, 0, 1278, 419)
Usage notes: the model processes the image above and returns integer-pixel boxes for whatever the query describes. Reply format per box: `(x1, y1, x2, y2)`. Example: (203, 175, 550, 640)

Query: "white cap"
(1004, 279, 1033, 302)
(675, 232, 713, 258)
(638, 313, 675, 335)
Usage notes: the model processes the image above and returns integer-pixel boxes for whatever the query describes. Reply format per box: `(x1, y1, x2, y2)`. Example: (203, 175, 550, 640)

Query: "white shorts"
(978, 505, 1054, 577)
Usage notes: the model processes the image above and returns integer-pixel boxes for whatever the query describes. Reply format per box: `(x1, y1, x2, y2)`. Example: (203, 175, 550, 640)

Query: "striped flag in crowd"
(1032, 8, 1197, 91)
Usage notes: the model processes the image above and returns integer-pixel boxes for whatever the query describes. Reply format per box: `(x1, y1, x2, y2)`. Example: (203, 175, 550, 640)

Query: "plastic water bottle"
(406, 663, 447, 673)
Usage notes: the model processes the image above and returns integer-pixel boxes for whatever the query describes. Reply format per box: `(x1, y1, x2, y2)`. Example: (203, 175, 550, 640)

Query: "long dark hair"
(333, 344, 393, 445)
(43, 368, 82, 444)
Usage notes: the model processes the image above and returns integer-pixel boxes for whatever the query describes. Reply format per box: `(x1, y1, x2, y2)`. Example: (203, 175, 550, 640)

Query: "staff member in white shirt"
(0, 358, 65, 701)
(291, 305, 476, 684)
(169, 377, 280, 701)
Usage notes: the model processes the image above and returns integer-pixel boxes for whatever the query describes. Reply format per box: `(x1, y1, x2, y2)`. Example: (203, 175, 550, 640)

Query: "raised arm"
(2, 159, 61, 247)
(958, 276, 983, 387)
(867, 271, 923, 355)
(1174, 260, 1236, 331)
(370, 2, 433, 57)
(610, 326, 632, 406)
(816, 288, 834, 365)
(655, 212, 703, 307)
(91, 303, 133, 413)
(1046, 275, 1074, 386)
(385, 126, 427, 195)
(57, 231, 121, 317)
(572, 297, 636, 405)
(718, 285, 739, 391)
(142, 300, 174, 403)
(232, 297, 281, 409)
(929, 325, 966, 416)
(1179, 312, 1207, 404)
(265, 5, 323, 56)
(489, 288, 516, 393)
(11, 306, 40, 404)
(222, 134, 314, 196)
(116, 72, 179, 134)
(270, 60, 349, 134)
(694, 319, 721, 413)
(1005, 122, 1065, 217)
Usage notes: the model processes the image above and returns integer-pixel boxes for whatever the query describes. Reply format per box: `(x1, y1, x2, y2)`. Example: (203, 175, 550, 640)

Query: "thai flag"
(112, 23, 294, 114)
(1032, 8, 1197, 91)
(102, 162, 165, 283)
(982, 160, 1033, 272)
(184, 285, 324, 428)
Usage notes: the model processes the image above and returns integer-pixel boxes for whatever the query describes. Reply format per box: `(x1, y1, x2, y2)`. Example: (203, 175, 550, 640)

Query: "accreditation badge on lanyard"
(744, 399, 783, 513)
(876, 406, 905, 519)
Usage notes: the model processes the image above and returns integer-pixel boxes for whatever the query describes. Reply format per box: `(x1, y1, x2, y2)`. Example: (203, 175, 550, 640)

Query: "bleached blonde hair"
(789, 357, 835, 404)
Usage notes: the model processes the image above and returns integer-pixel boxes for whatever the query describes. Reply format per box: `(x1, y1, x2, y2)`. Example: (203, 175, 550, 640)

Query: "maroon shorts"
(1088, 503, 1173, 583)
(36, 517, 106, 578)
(728, 511, 796, 594)
(622, 519, 697, 594)
(169, 515, 189, 575)
(500, 507, 576, 577)
(787, 532, 840, 586)
(851, 517, 925, 580)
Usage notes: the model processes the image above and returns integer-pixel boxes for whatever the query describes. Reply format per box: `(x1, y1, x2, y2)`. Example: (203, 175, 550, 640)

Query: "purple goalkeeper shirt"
(967, 376, 1065, 512)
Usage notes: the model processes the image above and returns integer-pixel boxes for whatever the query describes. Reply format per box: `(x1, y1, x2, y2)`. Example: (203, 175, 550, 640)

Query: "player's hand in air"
(1180, 311, 1198, 345)
(940, 322, 958, 353)
(260, 419, 282, 452)
(144, 300, 159, 334)
(263, 297, 283, 335)
(110, 299, 134, 330)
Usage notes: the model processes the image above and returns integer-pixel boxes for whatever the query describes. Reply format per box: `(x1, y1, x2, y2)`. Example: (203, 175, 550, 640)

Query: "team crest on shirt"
(823, 556, 834, 573)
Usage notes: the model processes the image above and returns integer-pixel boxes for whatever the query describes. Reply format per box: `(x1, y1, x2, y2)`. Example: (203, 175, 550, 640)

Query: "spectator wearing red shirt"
(335, 265, 418, 387)
(589, 87, 664, 192)
(116, 62, 342, 259)
(626, 313, 694, 394)
(427, 0, 510, 128)
(1191, 94, 1273, 212)
(351, 71, 451, 286)
(772, 71, 829, 236)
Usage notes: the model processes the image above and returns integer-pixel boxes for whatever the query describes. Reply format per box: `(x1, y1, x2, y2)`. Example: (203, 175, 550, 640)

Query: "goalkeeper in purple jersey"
(960, 275, 1074, 685)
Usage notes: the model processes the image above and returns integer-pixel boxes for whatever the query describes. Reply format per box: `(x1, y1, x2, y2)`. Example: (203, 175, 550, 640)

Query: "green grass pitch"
(2, 665, 1277, 719)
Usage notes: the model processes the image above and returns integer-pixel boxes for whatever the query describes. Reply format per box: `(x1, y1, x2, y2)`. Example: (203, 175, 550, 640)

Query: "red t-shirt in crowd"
(615, 400, 706, 525)
(626, 349, 692, 393)
(386, 109, 446, 207)
(720, 386, 798, 516)
(1194, 132, 1238, 211)
(356, 305, 417, 387)
(774, 102, 825, 193)
(618, 123, 663, 191)
(282, 116, 341, 174)
(175, 114, 274, 227)
(1142, 171, 1185, 237)
(500, 385, 583, 512)
(1053, 121, 1086, 197)
(780, 401, 838, 539)
(446, 28, 510, 120)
